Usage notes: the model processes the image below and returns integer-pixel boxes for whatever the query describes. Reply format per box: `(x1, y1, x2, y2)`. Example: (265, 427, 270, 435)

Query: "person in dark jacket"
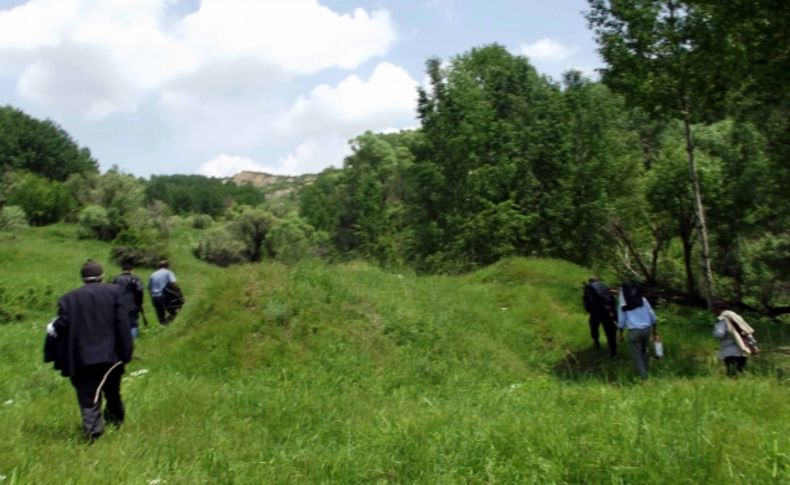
(582, 277, 618, 359)
(52, 259, 133, 441)
(111, 261, 145, 339)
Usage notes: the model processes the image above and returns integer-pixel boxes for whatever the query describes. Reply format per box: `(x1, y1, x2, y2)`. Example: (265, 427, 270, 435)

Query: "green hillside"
(1, 225, 789, 483)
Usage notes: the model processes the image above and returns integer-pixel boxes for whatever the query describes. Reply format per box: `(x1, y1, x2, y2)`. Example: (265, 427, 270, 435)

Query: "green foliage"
(191, 214, 214, 229)
(228, 206, 276, 262)
(1, 226, 788, 483)
(2, 171, 73, 225)
(268, 215, 320, 265)
(146, 174, 264, 216)
(110, 226, 169, 268)
(72, 169, 153, 242)
(0, 105, 98, 181)
(76, 204, 112, 240)
(0, 205, 28, 230)
(192, 228, 246, 267)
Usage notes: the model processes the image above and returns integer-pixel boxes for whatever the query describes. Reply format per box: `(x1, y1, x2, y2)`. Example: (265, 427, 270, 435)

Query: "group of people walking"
(43, 258, 759, 442)
(583, 277, 757, 379)
(44, 259, 184, 441)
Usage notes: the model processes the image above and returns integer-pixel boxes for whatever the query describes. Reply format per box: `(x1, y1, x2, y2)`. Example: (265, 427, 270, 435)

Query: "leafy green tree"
(299, 168, 344, 237)
(268, 215, 320, 265)
(228, 207, 276, 262)
(2, 171, 73, 225)
(561, 72, 644, 266)
(587, 0, 725, 305)
(413, 44, 572, 270)
(77, 204, 112, 240)
(146, 174, 264, 216)
(0, 106, 97, 180)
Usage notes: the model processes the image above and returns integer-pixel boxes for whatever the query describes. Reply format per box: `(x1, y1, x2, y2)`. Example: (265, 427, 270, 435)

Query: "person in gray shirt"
(148, 260, 182, 325)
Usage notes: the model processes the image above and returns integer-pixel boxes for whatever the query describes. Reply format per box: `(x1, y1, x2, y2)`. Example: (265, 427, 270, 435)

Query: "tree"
(2, 171, 73, 225)
(587, 0, 723, 306)
(0, 106, 97, 181)
(413, 44, 572, 270)
(561, 72, 644, 266)
(228, 207, 276, 262)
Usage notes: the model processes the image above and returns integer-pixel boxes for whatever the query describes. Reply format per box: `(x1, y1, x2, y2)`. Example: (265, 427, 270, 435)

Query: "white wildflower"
(3, 400, 12, 406)
(500, 307, 508, 311)
(148, 479, 163, 485)
(130, 369, 149, 378)
(508, 383, 522, 391)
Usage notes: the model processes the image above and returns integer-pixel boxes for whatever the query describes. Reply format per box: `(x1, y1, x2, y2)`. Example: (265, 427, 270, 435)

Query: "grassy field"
(1, 224, 789, 484)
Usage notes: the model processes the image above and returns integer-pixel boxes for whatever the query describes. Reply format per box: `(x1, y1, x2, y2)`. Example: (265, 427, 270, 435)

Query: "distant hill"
(230, 170, 317, 199)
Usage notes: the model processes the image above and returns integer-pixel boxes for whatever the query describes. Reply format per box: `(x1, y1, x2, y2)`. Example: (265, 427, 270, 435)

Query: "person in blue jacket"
(617, 282, 659, 379)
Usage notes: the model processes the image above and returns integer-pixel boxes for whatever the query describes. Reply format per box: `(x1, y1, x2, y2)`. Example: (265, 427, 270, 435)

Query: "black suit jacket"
(54, 282, 133, 376)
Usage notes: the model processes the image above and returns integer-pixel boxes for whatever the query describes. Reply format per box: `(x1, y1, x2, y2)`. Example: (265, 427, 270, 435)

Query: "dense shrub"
(0, 205, 28, 230)
(3, 171, 73, 225)
(191, 214, 214, 229)
(192, 228, 246, 267)
(268, 215, 320, 265)
(77, 204, 113, 240)
(110, 227, 169, 267)
(228, 207, 276, 262)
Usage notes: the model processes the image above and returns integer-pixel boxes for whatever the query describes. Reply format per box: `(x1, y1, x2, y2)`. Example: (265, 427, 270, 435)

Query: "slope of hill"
(0, 224, 788, 483)
(230, 170, 317, 199)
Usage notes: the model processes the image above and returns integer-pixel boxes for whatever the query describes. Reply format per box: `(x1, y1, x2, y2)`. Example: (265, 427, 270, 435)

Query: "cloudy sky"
(0, 0, 601, 178)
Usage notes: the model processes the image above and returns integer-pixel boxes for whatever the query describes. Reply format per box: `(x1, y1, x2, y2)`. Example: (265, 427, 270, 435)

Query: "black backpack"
(583, 281, 611, 313)
(112, 273, 143, 311)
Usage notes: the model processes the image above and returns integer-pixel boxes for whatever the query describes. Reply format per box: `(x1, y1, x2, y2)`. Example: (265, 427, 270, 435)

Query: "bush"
(192, 228, 247, 267)
(268, 216, 319, 265)
(110, 227, 169, 267)
(77, 204, 113, 240)
(3, 171, 73, 225)
(192, 214, 214, 229)
(0, 205, 28, 230)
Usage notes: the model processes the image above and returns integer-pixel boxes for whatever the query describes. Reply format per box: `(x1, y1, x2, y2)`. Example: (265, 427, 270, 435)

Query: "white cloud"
(519, 38, 577, 62)
(0, 0, 396, 119)
(198, 154, 269, 178)
(180, 0, 395, 75)
(276, 135, 351, 175)
(275, 62, 419, 140)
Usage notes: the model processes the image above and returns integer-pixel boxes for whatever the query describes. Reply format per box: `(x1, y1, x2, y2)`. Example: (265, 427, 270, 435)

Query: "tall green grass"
(1, 225, 788, 483)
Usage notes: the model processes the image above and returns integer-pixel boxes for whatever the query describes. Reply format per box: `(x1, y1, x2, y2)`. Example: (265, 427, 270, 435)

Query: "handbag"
(653, 338, 664, 359)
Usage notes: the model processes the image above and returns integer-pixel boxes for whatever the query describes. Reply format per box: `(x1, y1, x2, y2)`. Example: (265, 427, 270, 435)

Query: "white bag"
(653, 339, 664, 359)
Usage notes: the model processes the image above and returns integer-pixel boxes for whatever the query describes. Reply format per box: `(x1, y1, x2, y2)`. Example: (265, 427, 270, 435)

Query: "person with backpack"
(148, 260, 182, 325)
(582, 277, 618, 359)
(712, 300, 757, 376)
(111, 261, 145, 339)
(617, 282, 658, 379)
(47, 260, 133, 441)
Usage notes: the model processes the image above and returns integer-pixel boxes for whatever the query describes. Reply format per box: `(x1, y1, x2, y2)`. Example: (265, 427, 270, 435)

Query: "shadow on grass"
(551, 345, 714, 384)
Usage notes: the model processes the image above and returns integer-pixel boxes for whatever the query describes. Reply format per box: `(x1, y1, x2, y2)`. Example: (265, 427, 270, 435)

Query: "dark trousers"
(724, 356, 747, 376)
(589, 312, 618, 356)
(70, 363, 125, 439)
(152, 296, 174, 325)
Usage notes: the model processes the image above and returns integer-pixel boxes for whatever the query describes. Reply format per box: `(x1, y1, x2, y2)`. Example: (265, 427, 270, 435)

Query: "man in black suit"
(52, 260, 133, 441)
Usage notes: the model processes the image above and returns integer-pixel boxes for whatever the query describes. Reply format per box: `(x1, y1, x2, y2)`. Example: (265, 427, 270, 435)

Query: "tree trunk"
(679, 222, 696, 296)
(682, 114, 716, 308)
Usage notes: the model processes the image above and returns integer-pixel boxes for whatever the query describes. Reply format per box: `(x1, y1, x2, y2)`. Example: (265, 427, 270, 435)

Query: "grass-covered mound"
(1, 225, 788, 483)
